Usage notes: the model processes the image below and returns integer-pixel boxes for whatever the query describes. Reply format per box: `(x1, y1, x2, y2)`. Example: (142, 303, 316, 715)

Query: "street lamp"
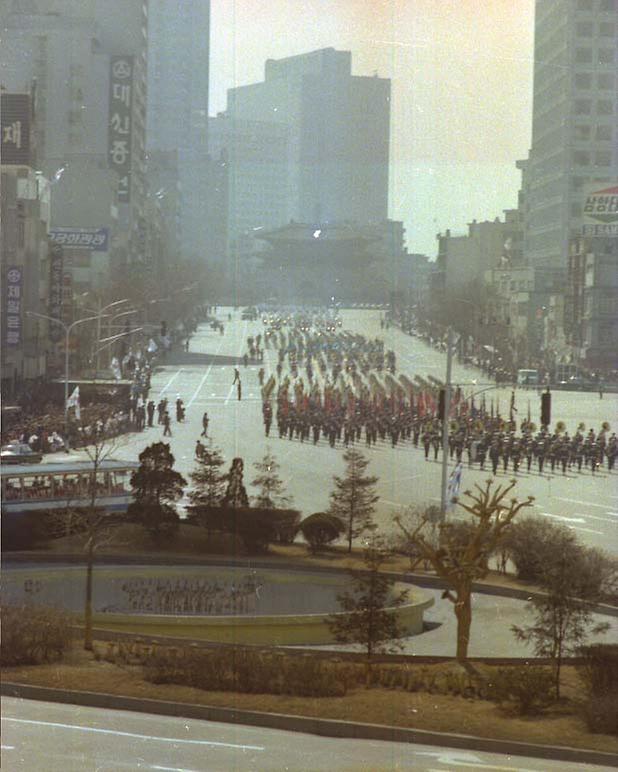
(26, 311, 100, 445)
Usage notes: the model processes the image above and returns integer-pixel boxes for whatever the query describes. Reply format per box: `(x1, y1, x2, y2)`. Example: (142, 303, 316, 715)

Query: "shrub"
(127, 502, 179, 545)
(189, 506, 299, 554)
(505, 517, 577, 582)
(486, 666, 556, 715)
(1, 604, 74, 666)
(299, 512, 345, 552)
(578, 644, 618, 698)
(581, 694, 618, 735)
(2, 512, 48, 551)
(134, 645, 346, 697)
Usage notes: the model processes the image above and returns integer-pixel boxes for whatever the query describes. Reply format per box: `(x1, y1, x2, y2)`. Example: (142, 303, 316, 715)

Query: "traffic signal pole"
(440, 326, 454, 518)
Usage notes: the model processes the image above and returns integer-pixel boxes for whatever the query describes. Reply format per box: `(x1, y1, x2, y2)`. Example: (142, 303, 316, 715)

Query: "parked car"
(0, 442, 43, 464)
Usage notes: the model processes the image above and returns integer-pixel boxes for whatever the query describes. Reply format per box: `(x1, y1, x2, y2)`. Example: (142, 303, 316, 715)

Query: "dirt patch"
(4, 649, 617, 755)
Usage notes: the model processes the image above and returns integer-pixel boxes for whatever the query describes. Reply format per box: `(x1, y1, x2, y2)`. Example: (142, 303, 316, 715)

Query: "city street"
(2, 697, 612, 772)
(88, 308, 618, 558)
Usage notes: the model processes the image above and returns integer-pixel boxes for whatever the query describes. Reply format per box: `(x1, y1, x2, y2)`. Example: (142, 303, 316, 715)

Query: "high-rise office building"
(524, 0, 617, 271)
(146, 0, 210, 262)
(226, 48, 390, 227)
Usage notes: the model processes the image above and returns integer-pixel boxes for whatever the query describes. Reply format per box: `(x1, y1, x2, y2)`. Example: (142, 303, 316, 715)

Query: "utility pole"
(440, 327, 454, 518)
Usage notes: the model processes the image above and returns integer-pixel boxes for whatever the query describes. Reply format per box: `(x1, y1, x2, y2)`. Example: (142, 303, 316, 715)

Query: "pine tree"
(328, 542, 408, 683)
(251, 450, 291, 508)
(328, 448, 378, 552)
(189, 441, 226, 508)
(222, 457, 249, 508)
(129, 442, 186, 542)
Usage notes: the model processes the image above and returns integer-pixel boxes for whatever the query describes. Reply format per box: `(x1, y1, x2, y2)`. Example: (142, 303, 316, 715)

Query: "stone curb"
(3, 682, 617, 768)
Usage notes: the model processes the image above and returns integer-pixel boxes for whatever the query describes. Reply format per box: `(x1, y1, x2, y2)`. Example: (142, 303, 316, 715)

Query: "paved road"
(67, 308, 617, 557)
(2, 697, 612, 771)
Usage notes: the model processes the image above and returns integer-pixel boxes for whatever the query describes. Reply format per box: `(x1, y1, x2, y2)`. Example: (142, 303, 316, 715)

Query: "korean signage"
(582, 184, 618, 237)
(108, 56, 134, 202)
(5, 266, 23, 347)
(48, 244, 64, 342)
(49, 227, 109, 251)
(0, 93, 31, 166)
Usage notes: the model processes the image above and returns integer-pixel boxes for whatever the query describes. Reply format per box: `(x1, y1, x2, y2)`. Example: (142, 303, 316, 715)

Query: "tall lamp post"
(26, 311, 100, 443)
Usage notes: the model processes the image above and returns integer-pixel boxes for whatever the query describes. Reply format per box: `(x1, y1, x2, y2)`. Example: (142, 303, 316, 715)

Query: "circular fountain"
(2, 564, 434, 645)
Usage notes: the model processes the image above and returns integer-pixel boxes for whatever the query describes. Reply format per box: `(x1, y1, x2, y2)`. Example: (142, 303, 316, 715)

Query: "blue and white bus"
(1, 458, 139, 515)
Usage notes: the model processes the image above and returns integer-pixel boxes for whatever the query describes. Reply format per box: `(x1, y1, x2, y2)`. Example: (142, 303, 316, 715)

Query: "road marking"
(158, 369, 182, 396)
(537, 512, 603, 535)
(2, 717, 264, 751)
(556, 497, 613, 509)
(1, 745, 15, 750)
(151, 766, 200, 772)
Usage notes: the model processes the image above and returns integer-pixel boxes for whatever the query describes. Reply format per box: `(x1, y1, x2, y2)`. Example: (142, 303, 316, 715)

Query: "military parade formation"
(256, 310, 616, 476)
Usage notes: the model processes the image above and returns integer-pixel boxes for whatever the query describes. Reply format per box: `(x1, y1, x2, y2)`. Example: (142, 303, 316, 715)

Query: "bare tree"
(50, 424, 127, 651)
(395, 479, 534, 663)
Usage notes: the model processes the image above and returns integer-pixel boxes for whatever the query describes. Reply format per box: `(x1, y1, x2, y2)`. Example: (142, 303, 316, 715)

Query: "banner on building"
(108, 55, 134, 202)
(1, 93, 31, 166)
(5, 266, 23, 347)
(48, 244, 64, 342)
(49, 227, 109, 251)
(582, 184, 618, 237)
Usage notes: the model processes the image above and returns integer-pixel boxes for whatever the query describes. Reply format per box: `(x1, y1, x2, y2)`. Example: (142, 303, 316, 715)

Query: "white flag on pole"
(66, 386, 81, 421)
(446, 462, 463, 510)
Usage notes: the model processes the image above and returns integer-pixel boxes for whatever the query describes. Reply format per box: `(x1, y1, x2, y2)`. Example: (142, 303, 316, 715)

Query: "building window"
(574, 73, 592, 88)
(571, 176, 587, 190)
(574, 99, 592, 114)
(575, 47, 593, 63)
(571, 202, 583, 217)
(573, 125, 591, 140)
(598, 0, 615, 11)
(595, 150, 612, 166)
(597, 72, 615, 89)
(599, 21, 615, 35)
(573, 150, 591, 165)
(597, 100, 614, 114)
(598, 48, 615, 64)
(577, 0, 593, 9)
(577, 21, 594, 35)
(17, 218, 25, 248)
(597, 125, 613, 141)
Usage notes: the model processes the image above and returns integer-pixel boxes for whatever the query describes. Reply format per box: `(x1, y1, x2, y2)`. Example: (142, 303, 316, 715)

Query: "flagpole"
(440, 327, 454, 518)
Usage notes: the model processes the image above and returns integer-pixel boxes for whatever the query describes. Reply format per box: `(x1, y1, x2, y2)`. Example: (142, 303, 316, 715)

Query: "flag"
(447, 462, 463, 510)
(66, 386, 81, 421)
(111, 357, 122, 381)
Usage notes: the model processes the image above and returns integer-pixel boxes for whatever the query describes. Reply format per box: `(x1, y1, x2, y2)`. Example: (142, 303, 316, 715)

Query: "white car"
(0, 442, 43, 465)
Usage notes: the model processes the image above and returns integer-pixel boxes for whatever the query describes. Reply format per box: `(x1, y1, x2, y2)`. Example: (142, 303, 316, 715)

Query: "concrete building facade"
(146, 0, 210, 263)
(226, 48, 390, 228)
(524, 0, 618, 271)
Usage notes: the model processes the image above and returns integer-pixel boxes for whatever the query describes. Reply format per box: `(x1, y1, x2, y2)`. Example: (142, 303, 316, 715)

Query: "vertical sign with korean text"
(108, 56, 133, 202)
(0, 93, 31, 166)
(5, 266, 23, 347)
(49, 244, 64, 342)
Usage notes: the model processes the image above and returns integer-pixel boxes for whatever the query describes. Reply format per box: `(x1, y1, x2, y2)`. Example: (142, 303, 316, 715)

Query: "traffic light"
(438, 389, 445, 421)
(160, 320, 167, 338)
(541, 391, 551, 426)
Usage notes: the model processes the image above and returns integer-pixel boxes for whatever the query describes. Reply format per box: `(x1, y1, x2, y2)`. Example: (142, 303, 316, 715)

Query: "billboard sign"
(108, 56, 134, 202)
(0, 94, 31, 166)
(5, 266, 23, 347)
(582, 184, 618, 237)
(49, 227, 109, 251)
(48, 244, 64, 342)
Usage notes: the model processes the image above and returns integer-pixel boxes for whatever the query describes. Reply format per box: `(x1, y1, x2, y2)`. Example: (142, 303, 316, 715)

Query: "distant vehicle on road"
(0, 443, 42, 465)
(516, 369, 539, 387)
(241, 307, 258, 320)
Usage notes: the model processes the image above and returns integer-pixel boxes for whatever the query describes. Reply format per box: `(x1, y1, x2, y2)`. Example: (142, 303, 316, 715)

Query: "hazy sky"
(210, 0, 535, 257)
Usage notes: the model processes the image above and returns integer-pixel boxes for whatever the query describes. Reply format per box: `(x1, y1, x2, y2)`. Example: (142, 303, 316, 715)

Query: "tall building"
(146, 0, 210, 262)
(1, 0, 149, 271)
(524, 0, 617, 271)
(226, 48, 391, 228)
